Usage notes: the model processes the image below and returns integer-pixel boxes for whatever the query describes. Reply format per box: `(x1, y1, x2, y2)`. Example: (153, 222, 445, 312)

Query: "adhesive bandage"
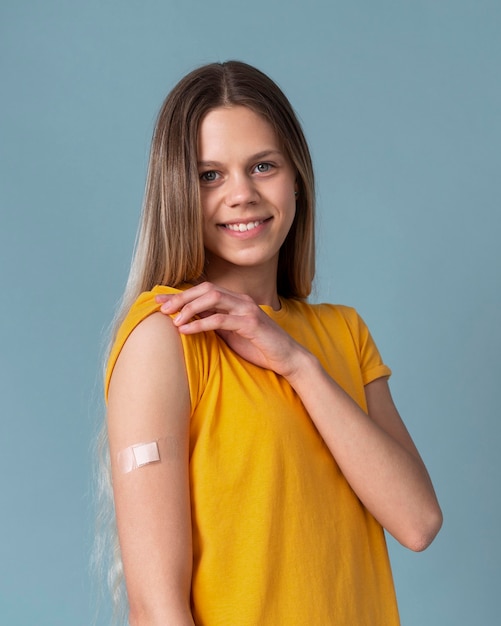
(118, 441, 160, 473)
(117, 437, 181, 474)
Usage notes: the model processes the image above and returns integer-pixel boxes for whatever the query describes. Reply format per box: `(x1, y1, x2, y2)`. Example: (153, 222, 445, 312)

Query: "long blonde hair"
(95, 60, 316, 622)
(123, 60, 315, 324)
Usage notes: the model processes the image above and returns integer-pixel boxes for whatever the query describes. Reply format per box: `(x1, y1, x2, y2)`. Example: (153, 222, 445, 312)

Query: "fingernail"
(155, 295, 169, 303)
(158, 298, 175, 312)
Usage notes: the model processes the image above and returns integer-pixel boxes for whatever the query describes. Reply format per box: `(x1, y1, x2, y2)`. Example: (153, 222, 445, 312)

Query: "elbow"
(128, 599, 194, 626)
(129, 609, 194, 626)
(402, 505, 443, 552)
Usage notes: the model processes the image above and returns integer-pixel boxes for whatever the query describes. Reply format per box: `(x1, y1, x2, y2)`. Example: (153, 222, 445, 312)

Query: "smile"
(223, 220, 265, 232)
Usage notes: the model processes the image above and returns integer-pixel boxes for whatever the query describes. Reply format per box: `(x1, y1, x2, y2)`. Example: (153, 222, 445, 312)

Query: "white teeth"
(225, 220, 262, 232)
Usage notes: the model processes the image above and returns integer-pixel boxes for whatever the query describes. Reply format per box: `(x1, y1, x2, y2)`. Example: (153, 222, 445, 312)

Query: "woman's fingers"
(154, 283, 304, 376)
(156, 283, 256, 326)
(175, 310, 259, 335)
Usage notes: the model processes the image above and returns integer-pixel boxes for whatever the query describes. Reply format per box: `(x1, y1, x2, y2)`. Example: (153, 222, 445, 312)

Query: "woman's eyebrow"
(197, 149, 284, 168)
(197, 160, 220, 168)
(249, 149, 283, 161)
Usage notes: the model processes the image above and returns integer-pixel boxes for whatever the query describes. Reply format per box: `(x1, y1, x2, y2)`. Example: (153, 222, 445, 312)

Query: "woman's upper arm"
(107, 312, 193, 624)
(365, 376, 425, 466)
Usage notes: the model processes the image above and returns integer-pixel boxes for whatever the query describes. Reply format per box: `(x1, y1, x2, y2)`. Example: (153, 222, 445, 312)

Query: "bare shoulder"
(110, 311, 186, 393)
(115, 310, 183, 365)
(108, 312, 190, 446)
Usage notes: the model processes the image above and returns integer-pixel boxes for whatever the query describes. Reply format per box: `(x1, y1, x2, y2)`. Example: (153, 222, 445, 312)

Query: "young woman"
(103, 60, 442, 625)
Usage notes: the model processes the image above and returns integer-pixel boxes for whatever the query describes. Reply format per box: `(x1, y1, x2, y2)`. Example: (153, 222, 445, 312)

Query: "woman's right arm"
(107, 312, 194, 626)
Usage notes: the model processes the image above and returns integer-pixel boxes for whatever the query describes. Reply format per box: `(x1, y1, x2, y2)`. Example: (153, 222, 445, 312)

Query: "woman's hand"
(156, 282, 307, 379)
(156, 284, 442, 551)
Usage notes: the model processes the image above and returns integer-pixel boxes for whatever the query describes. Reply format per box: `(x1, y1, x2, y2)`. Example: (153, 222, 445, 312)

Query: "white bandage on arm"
(118, 441, 160, 473)
(117, 437, 180, 474)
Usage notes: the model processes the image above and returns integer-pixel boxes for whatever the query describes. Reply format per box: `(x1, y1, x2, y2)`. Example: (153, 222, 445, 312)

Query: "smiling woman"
(98, 60, 442, 626)
(197, 106, 297, 305)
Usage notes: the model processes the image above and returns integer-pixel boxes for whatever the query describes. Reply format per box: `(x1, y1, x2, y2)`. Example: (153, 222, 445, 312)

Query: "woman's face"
(197, 105, 297, 283)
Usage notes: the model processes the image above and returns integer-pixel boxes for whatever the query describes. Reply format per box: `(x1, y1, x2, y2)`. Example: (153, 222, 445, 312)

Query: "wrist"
(282, 347, 320, 389)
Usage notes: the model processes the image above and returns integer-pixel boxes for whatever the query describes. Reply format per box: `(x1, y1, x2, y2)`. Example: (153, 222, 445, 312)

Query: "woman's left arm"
(157, 283, 443, 551)
(285, 354, 443, 551)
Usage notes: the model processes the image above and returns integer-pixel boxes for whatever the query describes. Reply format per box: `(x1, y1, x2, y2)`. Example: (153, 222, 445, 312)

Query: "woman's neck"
(204, 263, 281, 310)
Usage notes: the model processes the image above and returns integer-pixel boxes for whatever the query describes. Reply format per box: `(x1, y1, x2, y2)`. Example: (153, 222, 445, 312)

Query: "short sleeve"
(339, 306, 392, 385)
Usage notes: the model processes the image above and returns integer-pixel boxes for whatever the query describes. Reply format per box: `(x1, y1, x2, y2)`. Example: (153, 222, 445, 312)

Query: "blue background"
(1, 1, 499, 624)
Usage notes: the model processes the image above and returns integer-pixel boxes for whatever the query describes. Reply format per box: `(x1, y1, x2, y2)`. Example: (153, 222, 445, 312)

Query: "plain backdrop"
(1, 1, 499, 624)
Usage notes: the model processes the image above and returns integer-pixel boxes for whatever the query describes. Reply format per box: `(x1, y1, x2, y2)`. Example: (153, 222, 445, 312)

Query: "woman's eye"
(255, 162, 272, 173)
(200, 171, 218, 182)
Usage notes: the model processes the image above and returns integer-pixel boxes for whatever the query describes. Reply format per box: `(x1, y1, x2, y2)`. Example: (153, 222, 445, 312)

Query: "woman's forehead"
(197, 106, 284, 160)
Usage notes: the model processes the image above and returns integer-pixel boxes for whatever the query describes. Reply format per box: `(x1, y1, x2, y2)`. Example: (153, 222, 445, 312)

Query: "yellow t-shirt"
(106, 286, 400, 626)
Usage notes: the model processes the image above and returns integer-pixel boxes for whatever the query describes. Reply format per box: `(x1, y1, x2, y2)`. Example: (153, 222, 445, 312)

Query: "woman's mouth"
(222, 219, 269, 232)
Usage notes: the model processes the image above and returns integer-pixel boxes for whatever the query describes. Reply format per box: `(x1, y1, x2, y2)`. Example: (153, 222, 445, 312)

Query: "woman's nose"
(224, 174, 259, 207)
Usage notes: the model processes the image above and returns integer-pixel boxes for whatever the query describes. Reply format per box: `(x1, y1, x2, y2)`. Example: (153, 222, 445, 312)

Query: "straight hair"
(121, 60, 315, 330)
